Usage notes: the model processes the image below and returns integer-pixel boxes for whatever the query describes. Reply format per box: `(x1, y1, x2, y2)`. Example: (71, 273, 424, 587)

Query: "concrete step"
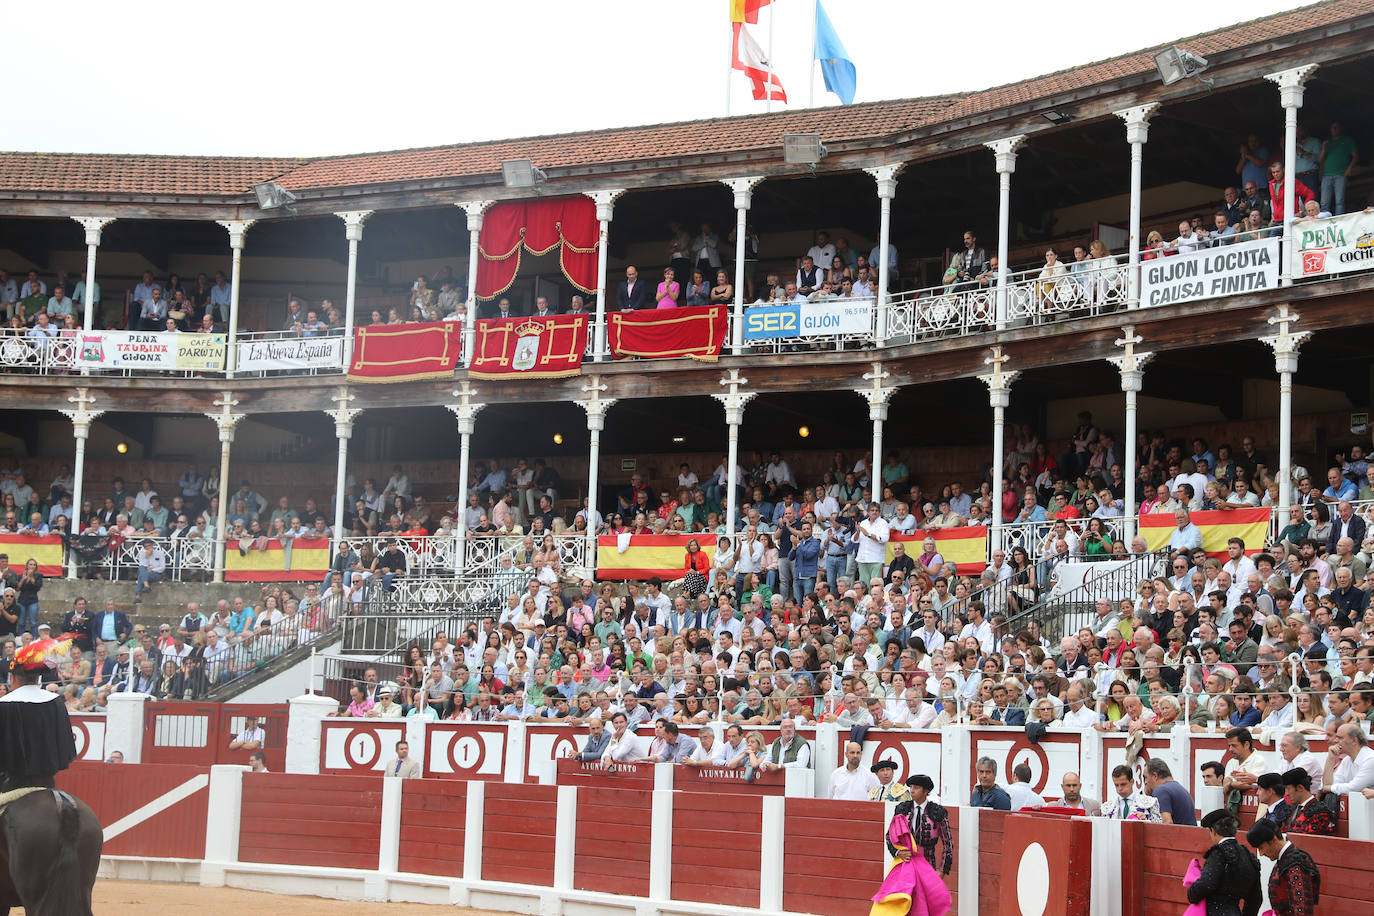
(33, 577, 277, 631)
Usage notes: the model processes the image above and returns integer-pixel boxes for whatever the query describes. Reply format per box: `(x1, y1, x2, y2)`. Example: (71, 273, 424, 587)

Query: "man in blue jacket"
(89, 598, 131, 647)
(788, 521, 820, 599)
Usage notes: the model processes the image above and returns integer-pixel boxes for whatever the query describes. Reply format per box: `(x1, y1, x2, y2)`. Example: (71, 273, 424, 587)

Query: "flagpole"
(765, 1, 776, 113)
(726, 24, 734, 116)
(808, 0, 817, 108)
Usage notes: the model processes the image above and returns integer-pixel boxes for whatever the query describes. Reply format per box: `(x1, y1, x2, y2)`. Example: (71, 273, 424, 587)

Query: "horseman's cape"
(0, 685, 77, 782)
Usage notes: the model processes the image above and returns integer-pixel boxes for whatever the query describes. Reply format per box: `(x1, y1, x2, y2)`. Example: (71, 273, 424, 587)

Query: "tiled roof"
(1, 0, 1369, 199)
(0, 152, 305, 197)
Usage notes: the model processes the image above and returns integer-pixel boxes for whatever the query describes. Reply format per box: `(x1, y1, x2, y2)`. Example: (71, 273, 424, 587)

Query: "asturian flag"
(731, 20, 786, 102)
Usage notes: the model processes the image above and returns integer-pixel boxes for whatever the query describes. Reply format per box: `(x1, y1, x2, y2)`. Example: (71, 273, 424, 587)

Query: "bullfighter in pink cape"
(870, 775, 952, 916)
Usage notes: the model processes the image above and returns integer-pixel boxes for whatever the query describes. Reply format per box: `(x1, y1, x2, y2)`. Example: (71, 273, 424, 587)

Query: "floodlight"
(1041, 109, 1074, 125)
(253, 181, 298, 210)
(1154, 46, 1210, 87)
(783, 133, 828, 165)
(501, 159, 547, 189)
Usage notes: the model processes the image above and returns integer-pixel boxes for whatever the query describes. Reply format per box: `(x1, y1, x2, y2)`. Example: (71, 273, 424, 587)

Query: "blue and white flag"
(814, 0, 856, 105)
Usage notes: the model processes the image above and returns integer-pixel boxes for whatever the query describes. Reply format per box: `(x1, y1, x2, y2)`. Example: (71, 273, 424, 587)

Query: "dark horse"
(0, 789, 103, 915)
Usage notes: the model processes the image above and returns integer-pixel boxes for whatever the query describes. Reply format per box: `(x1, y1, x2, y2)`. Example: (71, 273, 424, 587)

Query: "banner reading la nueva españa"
(236, 336, 344, 372)
(1139, 237, 1280, 308)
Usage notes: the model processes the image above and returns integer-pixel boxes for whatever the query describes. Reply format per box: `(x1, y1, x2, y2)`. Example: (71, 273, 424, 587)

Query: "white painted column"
(1266, 65, 1317, 286)
(553, 784, 578, 889)
(577, 377, 616, 570)
(1260, 305, 1307, 518)
(377, 776, 402, 875)
(326, 387, 362, 552)
(216, 220, 255, 378)
(1108, 327, 1154, 541)
(713, 369, 756, 537)
(72, 216, 115, 338)
(59, 387, 105, 578)
(104, 692, 147, 763)
(859, 363, 896, 493)
(206, 394, 244, 583)
(865, 165, 903, 343)
(456, 200, 492, 364)
(583, 189, 625, 359)
(463, 780, 486, 881)
(957, 804, 981, 911)
(336, 210, 372, 369)
(978, 349, 1018, 553)
(721, 177, 764, 354)
(201, 764, 246, 886)
(984, 136, 1026, 330)
(447, 383, 485, 573)
(284, 693, 338, 774)
(648, 786, 674, 900)
(1115, 104, 1158, 309)
(760, 795, 785, 910)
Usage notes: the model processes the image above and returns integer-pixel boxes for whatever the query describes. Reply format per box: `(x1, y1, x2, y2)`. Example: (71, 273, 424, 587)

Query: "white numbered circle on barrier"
(1016, 841, 1050, 916)
(71, 724, 87, 757)
(448, 734, 484, 772)
(344, 730, 381, 769)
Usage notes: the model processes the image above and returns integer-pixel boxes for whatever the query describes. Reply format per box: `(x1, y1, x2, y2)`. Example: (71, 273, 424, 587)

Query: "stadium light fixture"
(1154, 46, 1211, 88)
(253, 181, 298, 211)
(501, 159, 547, 189)
(782, 133, 827, 166)
(1041, 109, 1074, 125)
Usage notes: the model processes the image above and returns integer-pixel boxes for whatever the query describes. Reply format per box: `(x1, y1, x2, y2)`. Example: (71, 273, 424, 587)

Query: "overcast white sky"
(9, 0, 1310, 158)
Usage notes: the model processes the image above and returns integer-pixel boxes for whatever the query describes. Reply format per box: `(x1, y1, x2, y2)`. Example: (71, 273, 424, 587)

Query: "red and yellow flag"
(887, 529, 988, 576)
(596, 535, 717, 580)
(0, 534, 64, 576)
(1138, 508, 1269, 560)
(225, 537, 332, 582)
(730, 0, 772, 23)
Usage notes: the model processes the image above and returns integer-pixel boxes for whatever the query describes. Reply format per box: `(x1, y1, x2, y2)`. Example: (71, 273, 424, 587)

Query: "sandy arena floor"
(84, 879, 515, 914)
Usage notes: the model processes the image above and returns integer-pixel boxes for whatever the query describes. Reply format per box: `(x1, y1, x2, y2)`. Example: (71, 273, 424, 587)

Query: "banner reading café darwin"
(1139, 237, 1280, 308)
(79, 331, 225, 371)
(1292, 208, 1374, 278)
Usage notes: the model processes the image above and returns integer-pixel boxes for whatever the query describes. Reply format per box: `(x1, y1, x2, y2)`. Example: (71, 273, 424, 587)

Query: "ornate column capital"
(984, 136, 1027, 174)
(446, 382, 486, 435)
(216, 219, 257, 250)
(336, 210, 374, 242)
(456, 200, 494, 233)
(858, 362, 898, 421)
(1107, 326, 1155, 387)
(720, 176, 765, 210)
(206, 393, 245, 443)
(584, 189, 627, 223)
(976, 347, 1018, 407)
(326, 386, 364, 438)
(1265, 64, 1319, 108)
(863, 163, 903, 199)
(1261, 305, 1307, 373)
(713, 369, 756, 425)
(1114, 103, 1160, 145)
(576, 376, 617, 431)
(72, 216, 117, 247)
(59, 387, 105, 437)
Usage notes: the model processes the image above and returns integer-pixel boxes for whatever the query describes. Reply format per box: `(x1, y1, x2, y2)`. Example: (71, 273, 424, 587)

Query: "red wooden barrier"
(677, 764, 788, 795)
(141, 702, 287, 771)
(57, 762, 209, 859)
(978, 809, 1010, 915)
(481, 782, 557, 886)
(573, 785, 652, 897)
(398, 779, 467, 878)
(239, 772, 383, 871)
(1000, 813, 1093, 916)
(782, 797, 886, 916)
(1287, 833, 1374, 916)
(556, 757, 657, 789)
(672, 791, 761, 908)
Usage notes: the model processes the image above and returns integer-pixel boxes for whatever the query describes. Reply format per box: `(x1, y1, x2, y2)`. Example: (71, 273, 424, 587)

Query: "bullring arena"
(7, 2, 1374, 914)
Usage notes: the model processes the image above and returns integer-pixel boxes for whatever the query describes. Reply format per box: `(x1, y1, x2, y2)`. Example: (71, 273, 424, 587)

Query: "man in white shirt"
(887, 689, 937, 729)
(1324, 722, 1374, 795)
(829, 741, 877, 800)
(734, 526, 764, 582)
(853, 503, 890, 586)
(806, 231, 836, 268)
(601, 712, 641, 764)
(960, 602, 995, 654)
(1173, 220, 1206, 253)
(713, 724, 749, 767)
(1060, 682, 1099, 728)
(914, 608, 945, 656)
(229, 716, 265, 751)
(764, 453, 795, 493)
(1006, 763, 1046, 810)
(1278, 731, 1325, 783)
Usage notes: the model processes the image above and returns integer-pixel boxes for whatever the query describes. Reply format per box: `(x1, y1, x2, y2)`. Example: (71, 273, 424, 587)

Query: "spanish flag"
(730, 0, 771, 23)
(596, 535, 717, 580)
(0, 534, 65, 576)
(1138, 508, 1270, 560)
(225, 537, 333, 582)
(887, 529, 987, 576)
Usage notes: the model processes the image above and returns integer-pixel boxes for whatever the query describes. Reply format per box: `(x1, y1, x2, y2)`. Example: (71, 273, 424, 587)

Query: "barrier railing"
(69, 533, 216, 582)
(1004, 548, 1166, 645)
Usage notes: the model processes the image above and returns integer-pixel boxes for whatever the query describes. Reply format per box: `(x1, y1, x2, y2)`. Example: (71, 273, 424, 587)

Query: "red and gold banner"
(468, 314, 588, 380)
(887, 528, 988, 576)
(476, 197, 599, 300)
(348, 321, 464, 382)
(0, 533, 64, 576)
(1139, 507, 1269, 560)
(595, 534, 718, 580)
(225, 536, 331, 582)
(607, 305, 729, 362)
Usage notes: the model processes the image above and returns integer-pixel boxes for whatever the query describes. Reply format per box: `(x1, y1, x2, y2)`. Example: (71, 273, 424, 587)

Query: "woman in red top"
(682, 538, 710, 598)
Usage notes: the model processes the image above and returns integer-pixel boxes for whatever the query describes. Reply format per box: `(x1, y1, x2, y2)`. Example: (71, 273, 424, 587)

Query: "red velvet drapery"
(475, 197, 599, 299)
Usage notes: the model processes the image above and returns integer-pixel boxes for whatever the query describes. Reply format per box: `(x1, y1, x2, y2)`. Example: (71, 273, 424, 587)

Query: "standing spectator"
(970, 757, 1011, 810)
(829, 740, 876, 799)
(1145, 758, 1197, 826)
(691, 222, 721, 277)
(1267, 161, 1315, 221)
(16, 558, 41, 637)
(1291, 123, 1322, 192)
(1319, 121, 1358, 216)
(384, 740, 420, 778)
(1236, 133, 1271, 192)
